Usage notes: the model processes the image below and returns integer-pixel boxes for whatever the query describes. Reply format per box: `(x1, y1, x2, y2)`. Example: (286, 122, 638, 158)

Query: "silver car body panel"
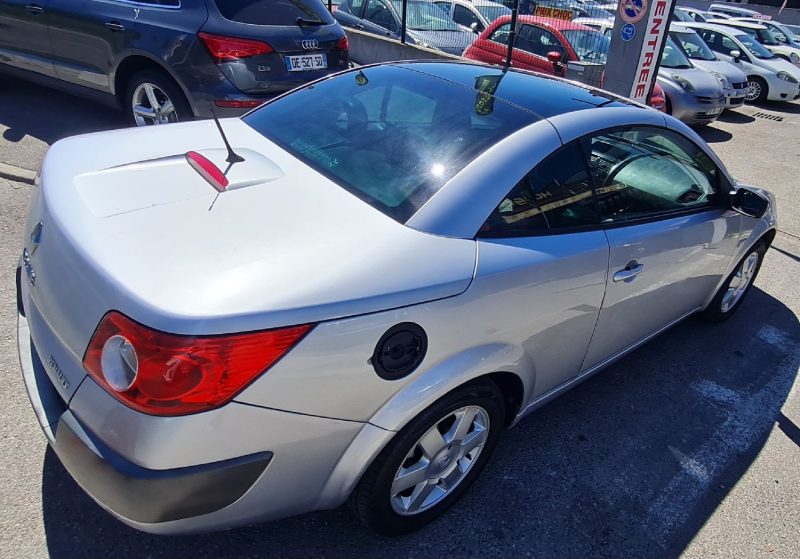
(17, 66, 778, 533)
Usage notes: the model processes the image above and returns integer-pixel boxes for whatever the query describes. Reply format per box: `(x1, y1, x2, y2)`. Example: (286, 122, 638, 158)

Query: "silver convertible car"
(17, 61, 776, 536)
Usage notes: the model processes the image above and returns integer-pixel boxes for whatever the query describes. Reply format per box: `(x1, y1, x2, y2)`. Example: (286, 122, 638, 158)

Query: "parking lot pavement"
(0, 77, 799, 559)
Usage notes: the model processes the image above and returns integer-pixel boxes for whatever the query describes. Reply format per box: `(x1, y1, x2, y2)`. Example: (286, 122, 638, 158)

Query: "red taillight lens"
(186, 150, 228, 192)
(198, 32, 273, 62)
(83, 312, 311, 416)
(336, 35, 349, 50)
(214, 99, 265, 109)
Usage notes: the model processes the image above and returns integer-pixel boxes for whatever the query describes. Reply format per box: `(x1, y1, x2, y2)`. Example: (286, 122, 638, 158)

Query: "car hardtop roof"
(388, 60, 634, 118)
(573, 17, 614, 29)
(670, 22, 696, 33)
(493, 14, 596, 32)
(682, 22, 750, 37)
(707, 18, 768, 30)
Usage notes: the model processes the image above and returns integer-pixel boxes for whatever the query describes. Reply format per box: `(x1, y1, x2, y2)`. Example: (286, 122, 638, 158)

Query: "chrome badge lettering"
(300, 39, 320, 50)
(48, 355, 70, 391)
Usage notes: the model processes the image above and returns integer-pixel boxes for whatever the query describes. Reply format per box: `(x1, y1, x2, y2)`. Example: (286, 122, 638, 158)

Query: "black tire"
(124, 69, 192, 127)
(745, 76, 768, 104)
(701, 241, 767, 322)
(353, 380, 505, 536)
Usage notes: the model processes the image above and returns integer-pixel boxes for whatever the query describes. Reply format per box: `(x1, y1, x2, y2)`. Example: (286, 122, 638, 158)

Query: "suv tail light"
(198, 32, 274, 62)
(83, 312, 311, 416)
(336, 35, 349, 51)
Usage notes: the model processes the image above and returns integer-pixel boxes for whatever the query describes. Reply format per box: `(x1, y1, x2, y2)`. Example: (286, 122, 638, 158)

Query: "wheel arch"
(316, 367, 529, 511)
(111, 53, 197, 115)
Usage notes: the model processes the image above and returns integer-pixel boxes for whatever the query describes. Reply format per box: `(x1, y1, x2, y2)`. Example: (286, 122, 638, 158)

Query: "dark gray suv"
(0, 0, 349, 125)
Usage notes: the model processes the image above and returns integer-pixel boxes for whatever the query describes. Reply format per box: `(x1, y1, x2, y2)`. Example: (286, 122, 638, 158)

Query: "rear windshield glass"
(213, 0, 334, 25)
(244, 65, 539, 222)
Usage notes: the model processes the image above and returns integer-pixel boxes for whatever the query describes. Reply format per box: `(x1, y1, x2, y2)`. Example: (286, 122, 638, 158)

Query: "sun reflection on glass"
(431, 163, 446, 177)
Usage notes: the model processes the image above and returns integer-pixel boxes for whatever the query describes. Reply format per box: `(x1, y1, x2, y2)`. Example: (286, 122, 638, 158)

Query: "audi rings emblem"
(299, 39, 320, 50)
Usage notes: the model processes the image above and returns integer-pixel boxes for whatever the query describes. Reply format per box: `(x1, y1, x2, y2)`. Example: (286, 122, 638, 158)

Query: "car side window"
(480, 142, 598, 236)
(516, 25, 564, 58)
(348, 0, 366, 14)
(364, 0, 397, 32)
(585, 127, 721, 224)
(453, 5, 482, 31)
(488, 23, 511, 45)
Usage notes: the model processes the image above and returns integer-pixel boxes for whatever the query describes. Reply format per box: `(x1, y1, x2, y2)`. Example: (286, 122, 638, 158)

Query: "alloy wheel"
(721, 252, 759, 313)
(131, 83, 178, 126)
(745, 80, 762, 102)
(390, 405, 490, 516)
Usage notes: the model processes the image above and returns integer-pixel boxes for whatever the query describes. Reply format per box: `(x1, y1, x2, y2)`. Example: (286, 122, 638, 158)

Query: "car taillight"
(186, 151, 228, 192)
(83, 312, 311, 416)
(336, 35, 349, 50)
(198, 32, 273, 62)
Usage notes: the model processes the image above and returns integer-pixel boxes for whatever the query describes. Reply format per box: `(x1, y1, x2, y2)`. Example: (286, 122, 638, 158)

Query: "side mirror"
(470, 21, 479, 33)
(730, 49, 741, 62)
(731, 187, 769, 218)
(547, 50, 564, 66)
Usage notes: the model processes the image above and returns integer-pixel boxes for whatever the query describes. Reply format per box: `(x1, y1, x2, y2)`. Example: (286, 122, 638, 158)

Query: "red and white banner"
(629, 0, 675, 103)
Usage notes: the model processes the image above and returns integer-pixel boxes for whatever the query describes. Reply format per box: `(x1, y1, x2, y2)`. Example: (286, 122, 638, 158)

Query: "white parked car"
(673, 7, 710, 23)
(684, 22, 800, 103)
(715, 19, 800, 65)
(707, 3, 764, 19)
(736, 18, 800, 49)
(670, 23, 749, 108)
(432, 0, 511, 34)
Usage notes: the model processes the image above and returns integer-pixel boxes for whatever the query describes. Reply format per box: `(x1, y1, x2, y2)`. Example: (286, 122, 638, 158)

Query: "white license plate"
(285, 54, 327, 72)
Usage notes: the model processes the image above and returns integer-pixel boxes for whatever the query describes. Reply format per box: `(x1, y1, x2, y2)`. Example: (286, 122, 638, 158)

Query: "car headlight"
(672, 75, 695, 92)
(710, 71, 730, 89)
(777, 71, 799, 83)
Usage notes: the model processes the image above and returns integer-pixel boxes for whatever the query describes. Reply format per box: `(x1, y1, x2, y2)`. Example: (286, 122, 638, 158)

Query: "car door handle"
(613, 261, 645, 283)
(105, 21, 125, 32)
(355, 23, 365, 29)
(25, 4, 44, 14)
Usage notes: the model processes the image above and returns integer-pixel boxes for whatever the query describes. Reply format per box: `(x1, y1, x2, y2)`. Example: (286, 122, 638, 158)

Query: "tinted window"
(390, 1, 460, 31)
(562, 29, 609, 63)
(453, 5, 481, 30)
(586, 127, 720, 223)
(244, 66, 539, 223)
(516, 25, 564, 57)
(489, 23, 511, 45)
(671, 30, 716, 61)
(213, 0, 334, 25)
(482, 142, 598, 235)
(365, 0, 397, 31)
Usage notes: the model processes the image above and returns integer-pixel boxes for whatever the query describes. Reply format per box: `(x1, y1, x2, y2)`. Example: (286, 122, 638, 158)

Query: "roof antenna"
(211, 108, 245, 164)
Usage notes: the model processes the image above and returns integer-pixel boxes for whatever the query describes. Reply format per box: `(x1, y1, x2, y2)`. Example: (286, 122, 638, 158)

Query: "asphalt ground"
(0, 76, 798, 559)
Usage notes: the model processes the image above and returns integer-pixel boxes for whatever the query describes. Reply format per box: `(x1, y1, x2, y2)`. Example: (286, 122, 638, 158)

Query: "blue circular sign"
(621, 23, 636, 42)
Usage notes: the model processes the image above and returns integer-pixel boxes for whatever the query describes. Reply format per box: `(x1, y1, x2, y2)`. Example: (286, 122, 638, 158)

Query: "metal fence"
(327, 0, 615, 78)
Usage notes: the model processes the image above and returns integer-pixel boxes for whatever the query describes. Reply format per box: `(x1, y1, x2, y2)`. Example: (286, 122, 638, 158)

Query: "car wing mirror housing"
(731, 187, 769, 218)
(730, 49, 741, 62)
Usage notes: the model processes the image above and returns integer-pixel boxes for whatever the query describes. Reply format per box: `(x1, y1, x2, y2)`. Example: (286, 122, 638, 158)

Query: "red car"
(464, 15, 667, 111)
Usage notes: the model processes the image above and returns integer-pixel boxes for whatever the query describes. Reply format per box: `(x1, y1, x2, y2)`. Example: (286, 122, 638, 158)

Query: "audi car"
(18, 61, 776, 536)
(0, 0, 348, 126)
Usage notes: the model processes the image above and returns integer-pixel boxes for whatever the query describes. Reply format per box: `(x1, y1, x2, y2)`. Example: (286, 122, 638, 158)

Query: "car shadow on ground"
(695, 125, 733, 143)
(40, 283, 800, 559)
(0, 77, 125, 149)
(717, 109, 755, 124)
(758, 100, 800, 115)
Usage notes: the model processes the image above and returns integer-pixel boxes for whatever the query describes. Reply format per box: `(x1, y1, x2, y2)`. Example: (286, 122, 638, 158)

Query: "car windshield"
(212, 0, 334, 25)
(390, 1, 460, 31)
(786, 24, 800, 37)
(476, 4, 512, 23)
(562, 29, 609, 63)
(672, 30, 716, 61)
(244, 65, 538, 222)
(737, 25, 780, 46)
(735, 32, 776, 59)
(660, 37, 693, 68)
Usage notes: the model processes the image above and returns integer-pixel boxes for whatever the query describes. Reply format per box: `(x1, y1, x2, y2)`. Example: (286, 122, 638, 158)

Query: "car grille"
(732, 82, 748, 90)
(693, 112, 718, 121)
(695, 95, 725, 104)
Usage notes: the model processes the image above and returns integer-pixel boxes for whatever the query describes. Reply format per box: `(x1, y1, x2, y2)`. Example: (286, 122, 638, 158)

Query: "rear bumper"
(17, 291, 391, 533)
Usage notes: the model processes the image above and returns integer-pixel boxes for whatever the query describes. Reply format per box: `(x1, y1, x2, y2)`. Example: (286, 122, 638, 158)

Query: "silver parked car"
(670, 23, 749, 108)
(18, 61, 776, 536)
(657, 36, 726, 124)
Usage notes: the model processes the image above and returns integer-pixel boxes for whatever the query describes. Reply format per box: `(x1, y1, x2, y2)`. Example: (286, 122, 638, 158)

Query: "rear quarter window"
(213, 0, 335, 25)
